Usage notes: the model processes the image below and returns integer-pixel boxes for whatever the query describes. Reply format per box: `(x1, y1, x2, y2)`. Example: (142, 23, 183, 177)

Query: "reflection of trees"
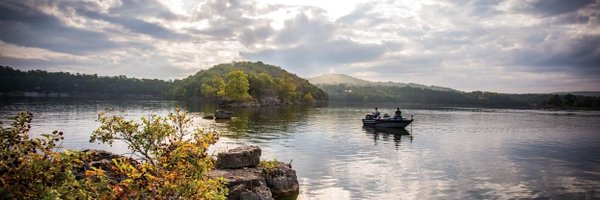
(226, 106, 310, 138)
(179, 101, 312, 139)
(177, 101, 218, 115)
(363, 126, 413, 149)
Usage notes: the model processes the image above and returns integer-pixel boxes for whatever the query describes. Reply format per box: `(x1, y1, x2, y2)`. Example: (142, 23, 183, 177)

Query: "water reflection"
(363, 126, 413, 148)
(183, 102, 312, 140)
(3, 100, 600, 199)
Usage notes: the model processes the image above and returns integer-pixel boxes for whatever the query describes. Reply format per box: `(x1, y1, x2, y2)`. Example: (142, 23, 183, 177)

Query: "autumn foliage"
(0, 109, 227, 199)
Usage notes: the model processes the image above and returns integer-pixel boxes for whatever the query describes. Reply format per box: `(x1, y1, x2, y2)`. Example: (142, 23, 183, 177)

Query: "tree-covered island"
(166, 61, 327, 106)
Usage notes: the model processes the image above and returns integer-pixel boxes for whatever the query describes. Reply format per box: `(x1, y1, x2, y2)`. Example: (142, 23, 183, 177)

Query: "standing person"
(373, 107, 381, 118)
(394, 107, 402, 119)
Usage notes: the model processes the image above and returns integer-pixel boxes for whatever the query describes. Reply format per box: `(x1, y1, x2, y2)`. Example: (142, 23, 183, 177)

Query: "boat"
(362, 114, 413, 128)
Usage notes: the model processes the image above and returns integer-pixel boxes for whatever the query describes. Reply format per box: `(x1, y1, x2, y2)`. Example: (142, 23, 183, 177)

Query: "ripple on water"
(3, 102, 600, 199)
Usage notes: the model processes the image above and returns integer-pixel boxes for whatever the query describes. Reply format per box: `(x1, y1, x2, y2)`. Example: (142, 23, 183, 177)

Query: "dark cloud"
(0, 1, 119, 54)
(513, 0, 596, 17)
(513, 35, 600, 73)
(75, 8, 189, 40)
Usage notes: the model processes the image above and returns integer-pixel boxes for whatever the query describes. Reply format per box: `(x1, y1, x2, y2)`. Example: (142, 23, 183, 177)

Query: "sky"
(0, 0, 599, 93)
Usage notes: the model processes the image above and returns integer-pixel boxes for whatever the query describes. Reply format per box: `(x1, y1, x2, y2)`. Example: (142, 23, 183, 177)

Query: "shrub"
(1, 108, 228, 199)
(259, 159, 279, 175)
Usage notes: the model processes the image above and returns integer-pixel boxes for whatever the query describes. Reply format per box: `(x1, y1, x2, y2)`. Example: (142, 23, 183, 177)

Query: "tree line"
(0, 62, 328, 105)
(545, 94, 600, 108)
(317, 84, 600, 109)
(0, 66, 170, 98)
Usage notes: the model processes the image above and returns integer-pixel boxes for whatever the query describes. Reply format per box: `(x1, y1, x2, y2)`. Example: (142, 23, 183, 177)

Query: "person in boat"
(373, 107, 381, 119)
(394, 107, 402, 119)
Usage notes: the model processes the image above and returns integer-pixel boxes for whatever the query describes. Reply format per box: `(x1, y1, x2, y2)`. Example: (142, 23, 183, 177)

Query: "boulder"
(217, 146, 261, 169)
(215, 109, 234, 119)
(261, 162, 300, 198)
(211, 146, 299, 199)
(208, 169, 273, 200)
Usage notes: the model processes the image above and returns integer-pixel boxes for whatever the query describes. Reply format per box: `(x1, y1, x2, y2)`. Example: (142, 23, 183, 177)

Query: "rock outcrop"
(210, 146, 299, 200)
(261, 162, 299, 198)
(209, 169, 272, 200)
(216, 145, 261, 169)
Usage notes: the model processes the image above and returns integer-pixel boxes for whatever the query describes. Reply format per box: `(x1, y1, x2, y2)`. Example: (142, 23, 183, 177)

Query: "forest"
(166, 61, 327, 105)
(0, 66, 170, 99)
(317, 84, 600, 109)
(0, 62, 328, 105)
(2, 63, 598, 109)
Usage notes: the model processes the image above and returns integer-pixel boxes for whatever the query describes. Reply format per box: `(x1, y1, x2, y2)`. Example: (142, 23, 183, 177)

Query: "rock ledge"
(210, 146, 299, 200)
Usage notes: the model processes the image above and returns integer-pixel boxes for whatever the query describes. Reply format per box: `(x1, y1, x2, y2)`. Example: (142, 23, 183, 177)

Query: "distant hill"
(307, 73, 600, 108)
(167, 61, 327, 106)
(555, 91, 600, 97)
(308, 74, 372, 86)
(308, 74, 455, 92)
(0, 66, 170, 99)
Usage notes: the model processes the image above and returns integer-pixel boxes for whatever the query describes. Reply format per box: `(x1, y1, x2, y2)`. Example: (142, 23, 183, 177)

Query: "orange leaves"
(1, 110, 228, 199)
(85, 167, 106, 177)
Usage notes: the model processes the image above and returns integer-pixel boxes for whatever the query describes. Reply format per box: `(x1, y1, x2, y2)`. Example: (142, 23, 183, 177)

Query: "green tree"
(548, 94, 562, 107)
(303, 92, 315, 103)
(277, 75, 297, 103)
(201, 75, 225, 98)
(563, 94, 576, 106)
(224, 70, 251, 101)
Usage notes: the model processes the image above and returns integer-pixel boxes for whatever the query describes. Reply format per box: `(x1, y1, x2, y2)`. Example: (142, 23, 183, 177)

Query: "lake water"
(1, 99, 600, 199)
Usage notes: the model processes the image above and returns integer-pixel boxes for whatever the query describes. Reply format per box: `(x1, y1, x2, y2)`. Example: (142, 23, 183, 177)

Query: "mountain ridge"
(308, 73, 455, 92)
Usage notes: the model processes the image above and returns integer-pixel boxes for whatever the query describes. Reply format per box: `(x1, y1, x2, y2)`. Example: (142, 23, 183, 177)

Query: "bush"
(1, 109, 228, 199)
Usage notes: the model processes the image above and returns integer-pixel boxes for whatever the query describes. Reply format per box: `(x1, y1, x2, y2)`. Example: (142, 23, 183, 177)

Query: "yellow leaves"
(84, 167, 105, 177)
(2, 110, 228, 199)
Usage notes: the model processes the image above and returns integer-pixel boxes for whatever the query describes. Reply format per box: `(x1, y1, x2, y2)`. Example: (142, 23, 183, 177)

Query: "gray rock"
(208, 169, 273, 200)
(258, 97, 282, 107)
(217, 146, 261, 169)
(215, 109, 234, 119)
(261, 162, 300, 198)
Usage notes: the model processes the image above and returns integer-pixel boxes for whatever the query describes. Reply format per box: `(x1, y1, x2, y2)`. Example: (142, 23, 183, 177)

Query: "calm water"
(1, 99, 600, 199)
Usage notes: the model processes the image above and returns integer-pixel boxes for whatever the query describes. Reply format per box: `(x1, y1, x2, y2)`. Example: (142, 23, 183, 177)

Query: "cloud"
(505, 0, 597, 17)
(0, 1, 120, 54)
(512, 35, 600, 72)
(109, 0, 179, 20)
(0, 0, 599, 92)
(75, 7, 189, 40)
